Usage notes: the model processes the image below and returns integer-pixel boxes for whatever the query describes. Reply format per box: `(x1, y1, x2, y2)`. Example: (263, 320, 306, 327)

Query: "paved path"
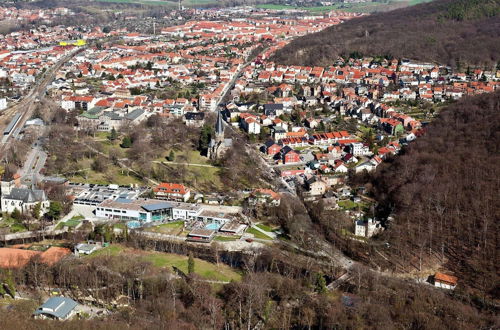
(154, 160, 221, 169)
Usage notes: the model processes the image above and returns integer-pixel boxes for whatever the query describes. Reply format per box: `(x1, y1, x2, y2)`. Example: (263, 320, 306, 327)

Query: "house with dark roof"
(1, 187, 49, 214)
(34, 297, 78, 320)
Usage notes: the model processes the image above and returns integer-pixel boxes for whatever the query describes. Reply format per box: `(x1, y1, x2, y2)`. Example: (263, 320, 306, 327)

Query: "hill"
(272, 0, 500, 68)
(371, 91, 500, 299)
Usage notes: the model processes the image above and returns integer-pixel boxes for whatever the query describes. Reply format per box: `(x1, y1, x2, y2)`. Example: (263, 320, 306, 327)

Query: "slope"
(371, 91, 500, 299)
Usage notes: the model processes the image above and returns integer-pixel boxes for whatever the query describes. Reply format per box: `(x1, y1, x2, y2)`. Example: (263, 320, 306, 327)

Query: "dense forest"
(272, 0, 500, 68)
(370, 91, 500, 301)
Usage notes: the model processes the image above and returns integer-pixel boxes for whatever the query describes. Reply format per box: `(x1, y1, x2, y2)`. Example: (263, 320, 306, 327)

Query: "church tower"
(214, 109, 224, 143)
(208, 110, 232, 160)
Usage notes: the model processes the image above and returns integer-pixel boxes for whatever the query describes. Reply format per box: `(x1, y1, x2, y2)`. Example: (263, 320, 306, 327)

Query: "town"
(0, 1, 497, 325)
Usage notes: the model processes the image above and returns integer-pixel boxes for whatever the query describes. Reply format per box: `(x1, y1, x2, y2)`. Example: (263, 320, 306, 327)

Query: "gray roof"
(142, 202, 172, 212)
(215, 110, 224, 135)
(125, 109, 145, 121)
(4, 188, 46, 203)
(34, 297, 78, 319)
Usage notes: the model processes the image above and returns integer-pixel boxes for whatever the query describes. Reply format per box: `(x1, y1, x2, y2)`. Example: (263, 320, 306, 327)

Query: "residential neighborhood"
(0, 1, 497, 327)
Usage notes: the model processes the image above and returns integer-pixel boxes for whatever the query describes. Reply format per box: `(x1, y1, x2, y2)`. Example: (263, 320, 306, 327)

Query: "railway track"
(0, 47, 84, 155)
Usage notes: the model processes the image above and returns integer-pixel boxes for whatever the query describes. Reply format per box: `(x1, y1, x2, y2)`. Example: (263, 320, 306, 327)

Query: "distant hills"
(272, 0, 500, 68)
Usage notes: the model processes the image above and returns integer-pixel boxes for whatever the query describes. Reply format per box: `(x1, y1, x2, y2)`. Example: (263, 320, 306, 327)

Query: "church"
(207, 110, 232, 160)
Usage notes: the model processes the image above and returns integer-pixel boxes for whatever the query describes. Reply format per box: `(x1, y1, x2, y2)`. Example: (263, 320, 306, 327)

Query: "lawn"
(144, 221, 185, 235)
(0, 216, 27, 233)
(56, 215, 84, 230)
(68, 165, 144, 186)
(88, 244, 241, 282)
(337, 200, 361, 210)
(255, 223, 276, 233)
(246, 227, 273, 240)
(214, 235, 241, 242)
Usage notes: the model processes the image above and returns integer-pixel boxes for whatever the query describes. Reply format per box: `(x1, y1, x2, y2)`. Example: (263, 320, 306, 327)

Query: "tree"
(198, 124, 213, 153)
(32, 202, 42, 220)
(108, 127, 118, 141)
(121, 136, 132, 148)
(47, 202, 62, 220)
(315, 273, 327, 294)
(10, 208, 22, 221)
(167, 150, 175, 162)
(188, 254, 195, 274)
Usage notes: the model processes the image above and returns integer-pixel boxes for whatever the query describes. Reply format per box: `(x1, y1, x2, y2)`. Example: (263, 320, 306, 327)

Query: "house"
(355, 161, 376, 173)
(249, 189, 281, 206)
(1, 187, 49, 214)
(33, 297, 78, 320)
(243, 117, 261, 135)
(74, 243, 100, 256)
(264, 103, 284, 118)
(281, 146, 301, 164)
(306, 177, 327, 196)
(263, 140, 282, 156)
(184, 112, 205, 127)
(272, 127, 287, 141)
(354, 218, 381, 238)
(153, 183, 191, 202)
(433, 272, 458, 290)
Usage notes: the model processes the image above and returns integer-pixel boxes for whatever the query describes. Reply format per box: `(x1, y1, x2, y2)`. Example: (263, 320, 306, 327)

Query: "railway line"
(0, 47, 84, 155)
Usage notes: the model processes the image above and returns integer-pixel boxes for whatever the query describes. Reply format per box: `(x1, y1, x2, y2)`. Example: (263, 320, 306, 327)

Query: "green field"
(257, 0, 434, 13)
(247, 227, 273, 240)
(144, 221, 185, 235)
(255, 223, 277, 233)
(56, 215, 84, 230)
(88, 244, 241, 282)
(93, 0, 216, 7)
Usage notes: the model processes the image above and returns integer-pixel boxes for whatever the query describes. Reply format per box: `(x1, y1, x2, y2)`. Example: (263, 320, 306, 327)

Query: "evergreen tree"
(11, 208, 22, 221)
(109, 127, 118, 141)
(32, 202, 42, 220)
(167, 150, 175, 162)
(121, 136, 132, 148)
(47, 202, 62, 220)
(315, 273, 327, 294)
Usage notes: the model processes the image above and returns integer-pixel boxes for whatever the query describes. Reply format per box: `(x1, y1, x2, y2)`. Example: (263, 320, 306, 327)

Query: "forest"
(272, 0, 500, 68)
(0, 232, 498, 329)
(369, 91, 499, 301)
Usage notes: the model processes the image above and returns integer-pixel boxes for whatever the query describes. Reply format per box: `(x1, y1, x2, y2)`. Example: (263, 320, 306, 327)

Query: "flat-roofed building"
(96, 198, 172, 223)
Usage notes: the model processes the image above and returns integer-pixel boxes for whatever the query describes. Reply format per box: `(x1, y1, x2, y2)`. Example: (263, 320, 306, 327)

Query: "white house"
(354, 218, 381, 238)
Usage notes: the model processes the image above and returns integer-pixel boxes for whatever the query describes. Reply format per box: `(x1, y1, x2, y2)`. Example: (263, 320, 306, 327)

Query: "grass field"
(255, 223, 276, 232)
(93, 0, 216, 7)
(214, 235, 241, 242)
(56, 215, 84, 230)
(88, 244, 241, 282)
(247, 227, 273, 240)
(144, 221, 185, 235)
(257, 0, 433, 13)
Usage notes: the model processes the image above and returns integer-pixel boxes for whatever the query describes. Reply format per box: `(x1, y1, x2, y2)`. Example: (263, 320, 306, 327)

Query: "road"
(0, 47, 84, 154)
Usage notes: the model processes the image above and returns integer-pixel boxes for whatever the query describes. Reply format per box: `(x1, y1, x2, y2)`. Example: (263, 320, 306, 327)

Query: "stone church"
(208, 110, 232, 160)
